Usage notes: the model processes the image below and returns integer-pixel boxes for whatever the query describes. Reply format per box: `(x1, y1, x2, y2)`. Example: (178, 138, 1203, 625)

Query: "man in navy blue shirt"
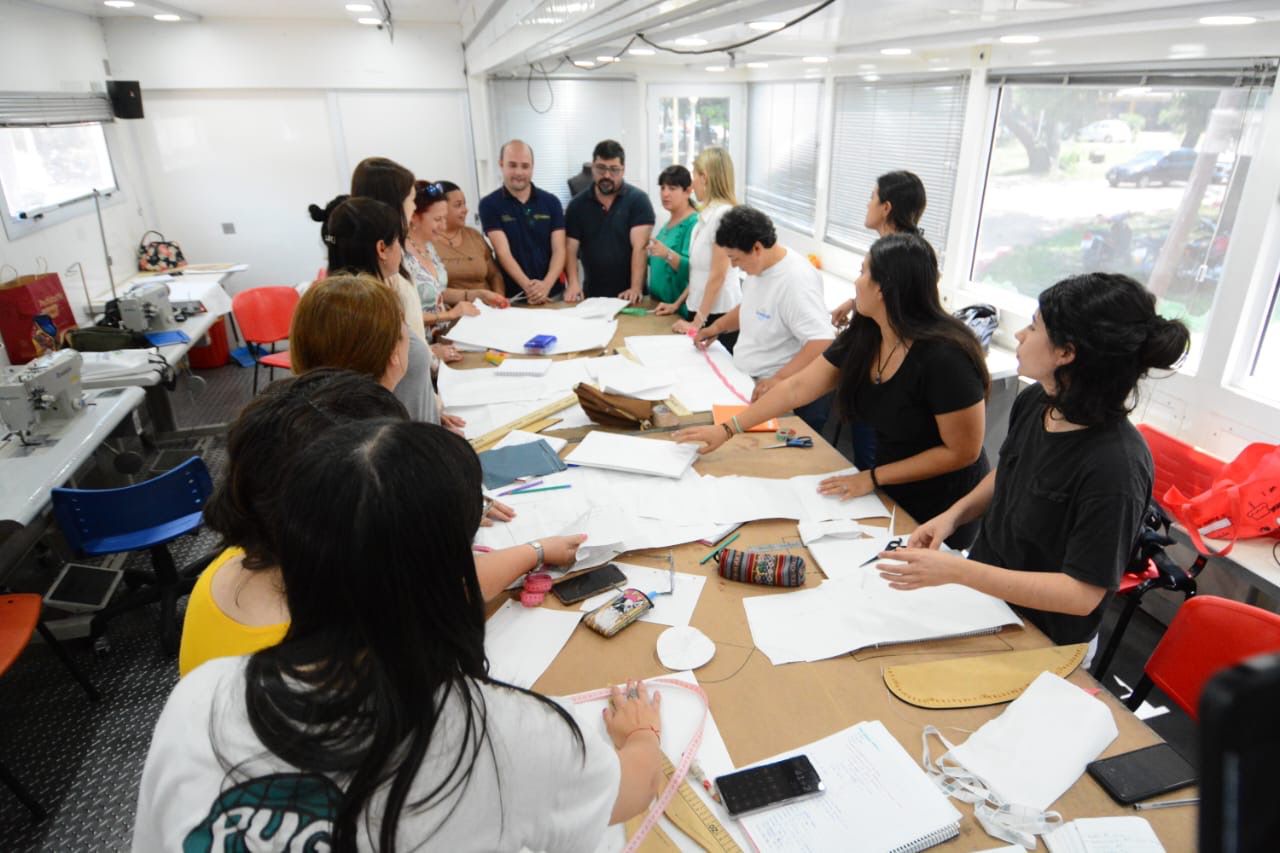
(564, 139, 655, 303)
(478, 139, 566, 304)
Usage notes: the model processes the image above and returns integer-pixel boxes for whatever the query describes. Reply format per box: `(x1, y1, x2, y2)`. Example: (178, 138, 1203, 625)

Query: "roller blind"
(0, 92, 113, 127)
(746, 81, 821, 235)
(488, 78, 637, 208)
(825, 75, 968, 258)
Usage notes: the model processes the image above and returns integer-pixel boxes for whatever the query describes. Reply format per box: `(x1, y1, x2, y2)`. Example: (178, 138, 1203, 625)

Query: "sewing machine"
(0, 350, 88, 444)
(113, 281, 176, 332)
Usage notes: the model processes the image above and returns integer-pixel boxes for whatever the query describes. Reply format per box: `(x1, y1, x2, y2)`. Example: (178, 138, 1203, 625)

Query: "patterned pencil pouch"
(717, 549, 806, 587)
(582, 588, 653, 637)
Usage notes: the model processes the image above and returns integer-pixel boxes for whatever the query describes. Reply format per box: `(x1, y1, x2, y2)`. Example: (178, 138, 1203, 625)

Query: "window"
(1247, 270, 1280, 401)
(825, 75, 969, 258)
(746, 81, 821, 235)
(971, 63, 1275, 370)
(655, 95, 730, 170)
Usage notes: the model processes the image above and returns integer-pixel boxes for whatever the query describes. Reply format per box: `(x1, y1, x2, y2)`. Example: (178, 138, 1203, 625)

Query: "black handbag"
(61, 325, 151, 351)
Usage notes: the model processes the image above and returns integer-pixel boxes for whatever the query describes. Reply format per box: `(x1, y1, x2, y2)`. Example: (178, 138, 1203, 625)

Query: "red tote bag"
(0, 263, 77, 364)
(1163, 442, 1280, 557)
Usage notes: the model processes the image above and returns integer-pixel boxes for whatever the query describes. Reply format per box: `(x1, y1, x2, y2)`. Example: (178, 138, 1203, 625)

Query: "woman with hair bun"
(889, 273, 1190, 656)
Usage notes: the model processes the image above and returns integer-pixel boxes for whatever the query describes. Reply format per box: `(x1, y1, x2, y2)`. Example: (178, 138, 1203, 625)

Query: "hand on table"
(440, 413, 467, 435)
(876, 547, 968, 591)
(654, 302, 679, 317)
(672, 424, 729, 455)
(486, 499, 515, 523)
(433, 343, 462, 364)
(619, 287, 643, 306)
(907, 513, 958, 550)
(564, 283, 585, 303)
(816, 471, 875, 500)
(671, 318, 695, 334)
(603, 680, 663, 749)
(476, 291, 509, 309)
(692, 326, 718, 350)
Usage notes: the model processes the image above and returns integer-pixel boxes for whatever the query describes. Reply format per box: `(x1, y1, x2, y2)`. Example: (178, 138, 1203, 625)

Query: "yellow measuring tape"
(625, 754, 742, 853)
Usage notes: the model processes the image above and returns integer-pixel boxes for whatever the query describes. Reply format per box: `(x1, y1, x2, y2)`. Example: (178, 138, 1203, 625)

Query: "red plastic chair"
(231, 286, 299, 393)
(1126, 596, 1280, 720)
(0, 593, 99, 820)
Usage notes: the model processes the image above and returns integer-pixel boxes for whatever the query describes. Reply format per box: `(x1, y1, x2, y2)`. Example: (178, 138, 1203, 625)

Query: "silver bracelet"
(530, 540, 545, 571)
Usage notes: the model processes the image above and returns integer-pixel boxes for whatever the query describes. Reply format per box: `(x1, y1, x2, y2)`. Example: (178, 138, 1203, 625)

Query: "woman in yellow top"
(178, 368, 586, 676)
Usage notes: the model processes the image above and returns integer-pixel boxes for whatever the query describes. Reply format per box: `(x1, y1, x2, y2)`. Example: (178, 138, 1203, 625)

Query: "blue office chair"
(50, 456, 213, 655)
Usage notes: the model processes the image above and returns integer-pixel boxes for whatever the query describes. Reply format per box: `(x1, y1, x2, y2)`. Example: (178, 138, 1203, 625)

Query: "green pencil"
(511, 484, 572, 495)
(700, 532, 741, 564)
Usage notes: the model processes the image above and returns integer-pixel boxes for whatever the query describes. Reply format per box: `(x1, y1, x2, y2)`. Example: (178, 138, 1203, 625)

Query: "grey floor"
(0, 361, 1199, 850)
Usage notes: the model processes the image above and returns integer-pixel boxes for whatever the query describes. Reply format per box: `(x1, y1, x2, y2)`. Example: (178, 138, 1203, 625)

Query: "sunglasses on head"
(417, 182, 445, 203)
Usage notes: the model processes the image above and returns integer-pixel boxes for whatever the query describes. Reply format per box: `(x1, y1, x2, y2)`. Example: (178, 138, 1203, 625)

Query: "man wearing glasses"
(478, 139, 567, 304)
(564, 139, 656, 304)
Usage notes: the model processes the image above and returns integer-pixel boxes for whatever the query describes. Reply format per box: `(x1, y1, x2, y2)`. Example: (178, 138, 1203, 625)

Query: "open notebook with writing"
(739, 720, 961, 853)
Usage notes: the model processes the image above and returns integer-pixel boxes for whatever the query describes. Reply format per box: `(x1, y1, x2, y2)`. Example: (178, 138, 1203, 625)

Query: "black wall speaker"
(106, 80, 144, 119)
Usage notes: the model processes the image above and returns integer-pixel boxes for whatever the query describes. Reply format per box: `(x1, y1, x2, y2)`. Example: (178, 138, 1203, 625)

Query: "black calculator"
(715, 755, 825, 818)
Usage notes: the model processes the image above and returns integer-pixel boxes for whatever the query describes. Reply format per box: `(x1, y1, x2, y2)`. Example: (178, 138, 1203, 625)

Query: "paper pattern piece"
(743, 570, 1022, 665)
(445, 303, 616, 354)
(949, 672, 1119, 810)
(484, 600, 582, 689)
(566, 431, 700, 479)
(656, 626, 716, 670)
(1044, 817, 1165, 853)
(578, 562, 706, 628)
(625, 335, 754, 413)
(739, 720, 962, 853)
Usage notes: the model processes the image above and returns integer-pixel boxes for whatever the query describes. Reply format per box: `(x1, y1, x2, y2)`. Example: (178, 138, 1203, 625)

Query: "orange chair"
(0, 594, 100, 820)
(1126, 596, 1280, 719)
(231, 286, 299, 393)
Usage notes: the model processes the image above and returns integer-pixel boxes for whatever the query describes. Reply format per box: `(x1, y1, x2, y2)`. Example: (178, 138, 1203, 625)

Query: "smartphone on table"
(552, 563, 627, 605)
(1087, 742, 1196, 804)
(715, 755, 825, 818)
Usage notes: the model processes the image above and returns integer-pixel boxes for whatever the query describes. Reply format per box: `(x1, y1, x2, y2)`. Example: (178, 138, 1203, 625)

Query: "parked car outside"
(1077, 119, 1134, 143)
(1106, 148, 1197, 187)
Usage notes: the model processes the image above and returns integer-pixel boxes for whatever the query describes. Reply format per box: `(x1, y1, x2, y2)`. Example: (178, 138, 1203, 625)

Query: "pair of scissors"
(860, 537, 904, 566)
(764, 436, 814, 449)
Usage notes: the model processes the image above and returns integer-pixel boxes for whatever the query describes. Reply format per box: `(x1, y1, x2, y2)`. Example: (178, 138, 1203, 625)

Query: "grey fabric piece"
(393, 333, 440, 424)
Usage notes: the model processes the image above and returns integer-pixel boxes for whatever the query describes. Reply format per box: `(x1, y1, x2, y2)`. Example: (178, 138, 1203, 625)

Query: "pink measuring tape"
(686, 326, 751, 405)
(568, 676, 710, 851)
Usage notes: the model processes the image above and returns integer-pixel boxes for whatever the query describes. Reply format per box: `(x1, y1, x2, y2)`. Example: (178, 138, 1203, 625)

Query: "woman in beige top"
(436, 181, 508, 298)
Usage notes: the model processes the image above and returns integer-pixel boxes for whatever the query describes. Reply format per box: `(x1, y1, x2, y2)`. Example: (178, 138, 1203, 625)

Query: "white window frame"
(0, 121, 123, 241)
(745, 79, 823, 236)
(645, 82, 747, 211)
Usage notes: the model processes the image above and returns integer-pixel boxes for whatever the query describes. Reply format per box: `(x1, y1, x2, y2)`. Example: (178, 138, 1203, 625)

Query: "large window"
(1246, 271, 1280, 401)
(971, 64, 1274, 370)
(825, 75, 969, 258)
(746, 81, 821, 235)
(656, 94, 730, 170)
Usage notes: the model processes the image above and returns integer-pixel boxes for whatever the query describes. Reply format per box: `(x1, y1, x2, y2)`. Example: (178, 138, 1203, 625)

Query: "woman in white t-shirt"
(134, 421, 664, 853)
(655, 147, 743, 350)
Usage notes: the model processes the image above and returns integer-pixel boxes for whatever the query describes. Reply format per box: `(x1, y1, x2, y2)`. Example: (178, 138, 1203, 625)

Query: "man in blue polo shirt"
(565, 139, 655, 304)
(478, 139, 566, 304)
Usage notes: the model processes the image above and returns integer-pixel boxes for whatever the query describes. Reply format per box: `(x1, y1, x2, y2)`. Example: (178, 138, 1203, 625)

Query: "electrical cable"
(636, 0, 837, 56)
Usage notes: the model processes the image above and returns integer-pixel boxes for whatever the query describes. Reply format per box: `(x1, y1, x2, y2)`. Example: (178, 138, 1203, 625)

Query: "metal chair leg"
(35, 622, 100, 702)
(0, 757, 46, 821)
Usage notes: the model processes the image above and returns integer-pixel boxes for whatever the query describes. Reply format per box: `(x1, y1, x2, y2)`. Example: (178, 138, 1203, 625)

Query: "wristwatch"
(531, 540, 545, 571)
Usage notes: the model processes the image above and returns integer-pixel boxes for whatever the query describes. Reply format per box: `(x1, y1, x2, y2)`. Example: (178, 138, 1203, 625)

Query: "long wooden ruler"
(625, 754, 742, 853)
(467, 394, 579, 452)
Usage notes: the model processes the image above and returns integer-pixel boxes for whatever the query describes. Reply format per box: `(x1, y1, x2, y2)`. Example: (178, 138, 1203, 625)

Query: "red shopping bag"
(1163, 443, 1280, 557)
(0, 264, 77, 364)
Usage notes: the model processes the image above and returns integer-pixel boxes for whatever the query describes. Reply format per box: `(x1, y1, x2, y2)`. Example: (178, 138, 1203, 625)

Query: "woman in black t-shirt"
(675, 233, 991, 548)
(882, 273, 1190, 650)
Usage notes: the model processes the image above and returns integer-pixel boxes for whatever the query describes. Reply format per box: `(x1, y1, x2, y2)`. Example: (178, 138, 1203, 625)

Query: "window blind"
(825, 75, 969, 258)
(488, 77, 637, 208)
(746, 81, 821, 235)
(0, 93, 113, 127)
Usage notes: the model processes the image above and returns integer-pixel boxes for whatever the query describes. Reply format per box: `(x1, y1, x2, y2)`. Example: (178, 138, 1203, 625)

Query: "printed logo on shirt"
(755, 309, 773, 322)
(500, 214, 517, 223)
(183, 772, 340, 853)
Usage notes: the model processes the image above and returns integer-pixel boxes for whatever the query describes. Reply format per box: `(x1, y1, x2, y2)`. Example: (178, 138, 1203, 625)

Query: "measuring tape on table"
(685, 327, 751, 406)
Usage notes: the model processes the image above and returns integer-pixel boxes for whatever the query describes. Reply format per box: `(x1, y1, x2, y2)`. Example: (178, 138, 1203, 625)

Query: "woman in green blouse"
(645, 165, 698, 319)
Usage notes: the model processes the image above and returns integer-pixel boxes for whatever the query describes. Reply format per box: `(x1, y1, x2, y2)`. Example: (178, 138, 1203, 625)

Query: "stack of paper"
(445, 303, 617, 354)
(1044, 818, 1165, 853)
(624, 335, 754, 412)
(565, 432, 700, 479)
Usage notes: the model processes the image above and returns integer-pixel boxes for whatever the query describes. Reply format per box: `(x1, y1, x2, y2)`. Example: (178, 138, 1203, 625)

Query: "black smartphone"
(715, 755, 825, 818)
(552, 563, 627, 605)
(1087, 743, 1197, 805)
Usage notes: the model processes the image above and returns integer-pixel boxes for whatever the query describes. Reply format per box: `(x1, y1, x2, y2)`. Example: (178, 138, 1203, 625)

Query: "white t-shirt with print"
(686, 201, 743, 315)
(733, 247, 834, 379)
(133, 656, 620, 853)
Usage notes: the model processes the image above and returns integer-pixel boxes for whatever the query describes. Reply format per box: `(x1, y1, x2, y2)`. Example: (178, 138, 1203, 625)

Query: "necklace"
(874, 338, 903, 384)
(441, 228, 463, 248)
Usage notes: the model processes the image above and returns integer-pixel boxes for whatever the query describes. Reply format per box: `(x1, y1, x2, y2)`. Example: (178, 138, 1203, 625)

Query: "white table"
(0, 386, 146, 527)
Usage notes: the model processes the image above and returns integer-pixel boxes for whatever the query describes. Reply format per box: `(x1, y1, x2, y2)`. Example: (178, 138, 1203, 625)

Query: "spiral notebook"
(739, 720, 961, 853)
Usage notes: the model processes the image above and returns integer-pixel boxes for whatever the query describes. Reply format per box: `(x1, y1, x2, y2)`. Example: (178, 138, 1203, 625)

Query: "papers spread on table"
(445, 303, 617, 354)
(483, 599, 582, 689)
(1044, 818, 1165, 853)
(738, 720, 962, 853)
(494, 357, 552, 377)
(578, 561, 706, 628)
(799, 511, 901, 582)
(565, 431, 700, 479)
(625, 335, 754, 412)
(743, 567, 1022, 665)
(491, 428, 568, 454)
(559, 296, 629, 320)
(589, 356, 674, 400)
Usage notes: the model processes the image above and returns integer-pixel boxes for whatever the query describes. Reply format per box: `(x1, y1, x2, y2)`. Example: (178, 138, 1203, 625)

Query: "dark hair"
(240, 420, 583, 850)
(310, 195, 403, 281)
(412, 179, 448, 215)
(714, 205, 777, 251)
(657, 164, 692, 190)
(592, 139, 625, 165)
(834, 233, 990, 420)
(438, 180, 462, 195)
(876, 171, 927, 234)
(1037, 273, 1189, 425)
(351, 156, 414, 230)
(203, 370, 409, 570)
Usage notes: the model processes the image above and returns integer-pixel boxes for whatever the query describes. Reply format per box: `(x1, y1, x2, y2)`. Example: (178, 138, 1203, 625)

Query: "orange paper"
(712, 405, 778, 433)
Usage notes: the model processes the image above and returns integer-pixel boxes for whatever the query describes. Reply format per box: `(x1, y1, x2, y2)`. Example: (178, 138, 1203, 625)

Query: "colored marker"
(499, 479, 544, 496)
(510, 484, 572, 495)
(699, 532, 740, 564)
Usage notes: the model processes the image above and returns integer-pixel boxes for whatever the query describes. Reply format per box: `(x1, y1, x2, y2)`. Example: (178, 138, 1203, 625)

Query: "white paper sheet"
(578, 562, 706, 628)
(624, 335, 755, 412)
(1044, 817, 1165, 853)
(494, 357, 553, 377)
(949, 672, 1119, 810)
(566, 431, 700, 479)
(799, 510, 899, 581)
(743, 571, 1023, 665)
(483, 599, 582, 689)
(445, 303, 617, 354)
(739, 720, 962, 853)
(560, 297, 629, 320)
(588, 356, 675, 400)
(492, 429, 568, 454)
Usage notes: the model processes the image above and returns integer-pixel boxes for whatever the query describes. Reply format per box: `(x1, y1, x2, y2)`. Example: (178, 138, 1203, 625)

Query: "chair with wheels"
(50, 457, 213, 655)
(231, 286, 299, 393)
(0, 593, 100, 821)
(1126, 595, 1280, 718)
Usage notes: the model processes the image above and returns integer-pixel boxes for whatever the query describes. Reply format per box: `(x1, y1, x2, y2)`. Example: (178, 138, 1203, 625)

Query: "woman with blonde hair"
(655, 146, 744, 350)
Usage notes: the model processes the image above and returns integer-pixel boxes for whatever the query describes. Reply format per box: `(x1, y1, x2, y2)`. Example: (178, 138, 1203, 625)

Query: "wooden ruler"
(625, 754, 742, 853)
(467, 395, 578, 452)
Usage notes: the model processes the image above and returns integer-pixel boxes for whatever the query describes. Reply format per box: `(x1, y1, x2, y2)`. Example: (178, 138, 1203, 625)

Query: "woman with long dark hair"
(676, 232, 990, 549)
(885, 273, 1189, 655)
(137, 420, 662, 851)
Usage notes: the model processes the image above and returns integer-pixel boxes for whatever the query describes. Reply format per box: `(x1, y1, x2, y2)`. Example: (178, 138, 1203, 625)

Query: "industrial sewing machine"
(0, 350, 88, 444)
(110, 281, 176, 332)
